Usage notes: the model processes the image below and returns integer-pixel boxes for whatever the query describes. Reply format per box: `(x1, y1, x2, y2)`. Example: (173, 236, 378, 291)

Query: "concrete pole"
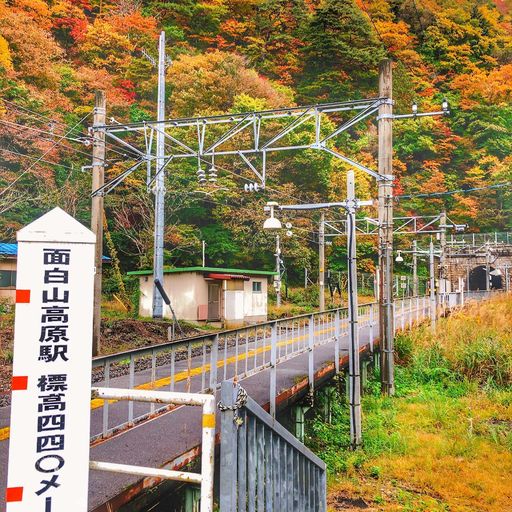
(505, 266, 510, 292)
(439, 210, 447, 298)
(319, 212, 325, 311)
(275, 234, 281, 306)
(429, 240, 436, 331)
(152, 31, 166, 318)
(202, 240, 206, 267)
(91, 90, 106, 356)
(304, 267, 308, 289)
(412, 240, 418, 296)
(485, 242, 490, 291)
(346, 170, 361, 447)
(378, 59, 395, 396)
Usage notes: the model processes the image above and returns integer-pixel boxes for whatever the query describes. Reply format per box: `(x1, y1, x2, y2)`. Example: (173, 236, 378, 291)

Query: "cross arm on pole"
(91, 159, 145, 197)
(318, 146, 390, 182)
(264, 200, 373, 212)
(320, 100, 383, 145)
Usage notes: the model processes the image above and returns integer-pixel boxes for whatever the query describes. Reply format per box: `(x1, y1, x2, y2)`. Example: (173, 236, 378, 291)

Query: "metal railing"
(447, 232, 512, 246)
(219, 381, 327, 512)
(89, 387, 215, 512)
(90, 304, 371, 440)
(90, 291, 498, 441)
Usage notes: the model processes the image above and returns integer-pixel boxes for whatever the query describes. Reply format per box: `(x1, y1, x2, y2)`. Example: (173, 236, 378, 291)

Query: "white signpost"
(6, 208, 95, 511)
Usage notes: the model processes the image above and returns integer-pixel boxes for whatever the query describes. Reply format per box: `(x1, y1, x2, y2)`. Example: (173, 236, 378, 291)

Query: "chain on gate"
(218, 386, 248, 428)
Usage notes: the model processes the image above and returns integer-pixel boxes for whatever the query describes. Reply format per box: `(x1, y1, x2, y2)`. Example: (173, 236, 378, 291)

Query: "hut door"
(208, 282, 220, 320)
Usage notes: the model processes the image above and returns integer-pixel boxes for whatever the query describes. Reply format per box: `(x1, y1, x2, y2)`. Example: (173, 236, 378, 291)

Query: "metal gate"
(219, 381, 327, 511)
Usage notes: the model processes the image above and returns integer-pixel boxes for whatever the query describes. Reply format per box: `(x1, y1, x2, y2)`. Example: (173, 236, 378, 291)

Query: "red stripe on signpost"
(11, 376, 28, 391)
(6, 486, 23, 502)
(15, 289, 30, 303)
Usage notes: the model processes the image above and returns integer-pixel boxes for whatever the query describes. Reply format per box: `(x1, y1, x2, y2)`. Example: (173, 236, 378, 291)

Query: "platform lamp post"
(263, 171, 372, 449)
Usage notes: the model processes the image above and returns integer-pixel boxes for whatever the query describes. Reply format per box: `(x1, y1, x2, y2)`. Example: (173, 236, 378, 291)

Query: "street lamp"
(261, 171, 373, 448)
(263, 202, 282, 230)
(395, 250, 404, 263)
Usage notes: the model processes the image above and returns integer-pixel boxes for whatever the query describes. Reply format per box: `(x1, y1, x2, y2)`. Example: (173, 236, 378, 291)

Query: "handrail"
(92, 301, 377, 367)
(90, 387, 215, 512)
(219, 381, 326, 511)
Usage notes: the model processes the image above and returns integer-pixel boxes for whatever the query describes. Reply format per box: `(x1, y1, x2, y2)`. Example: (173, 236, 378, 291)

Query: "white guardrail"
(89, 388, 215, 512)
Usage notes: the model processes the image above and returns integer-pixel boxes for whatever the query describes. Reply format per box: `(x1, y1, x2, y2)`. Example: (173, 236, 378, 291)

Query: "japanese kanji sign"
(7, 208, 95, 511)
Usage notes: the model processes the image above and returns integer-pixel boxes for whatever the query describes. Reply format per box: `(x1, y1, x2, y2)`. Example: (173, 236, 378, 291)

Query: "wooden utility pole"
(91, 90, 106, 356)
(319, 212, 325, 312)
(378, 59, 395, 396)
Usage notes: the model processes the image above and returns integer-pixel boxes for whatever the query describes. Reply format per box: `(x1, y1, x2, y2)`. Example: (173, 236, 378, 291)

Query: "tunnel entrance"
(468, 266, 503, 290)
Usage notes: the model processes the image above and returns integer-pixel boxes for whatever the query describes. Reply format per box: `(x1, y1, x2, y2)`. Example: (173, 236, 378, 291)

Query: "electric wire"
(0, 110, 92, 197)
(0, 118, 140, 162)
(1, 98, 75, 132)
(396, 181, 511, 200)
(0, 147, 76, 171)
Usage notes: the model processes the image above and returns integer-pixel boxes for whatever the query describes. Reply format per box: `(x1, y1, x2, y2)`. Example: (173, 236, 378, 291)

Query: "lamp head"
(263, 202, 282, 230)
(395, 250, 404, 263)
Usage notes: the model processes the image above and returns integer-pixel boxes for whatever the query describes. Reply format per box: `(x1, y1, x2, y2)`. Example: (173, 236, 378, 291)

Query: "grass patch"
(308, 295, 512, 512)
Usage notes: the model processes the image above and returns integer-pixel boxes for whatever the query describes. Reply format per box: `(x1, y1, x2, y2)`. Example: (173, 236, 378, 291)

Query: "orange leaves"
(374, 20, 417, 56)
(0, 34, 13, 71)
(167, 51, 291, 117)
(0, 8, 64, 87)
(108, 10, 158, 46)
(451, 64, 512, 108)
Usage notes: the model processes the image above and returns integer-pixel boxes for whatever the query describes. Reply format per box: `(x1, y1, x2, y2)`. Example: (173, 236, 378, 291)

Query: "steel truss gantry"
(322, 213, 458, 237)
(91, 97, 393, 197)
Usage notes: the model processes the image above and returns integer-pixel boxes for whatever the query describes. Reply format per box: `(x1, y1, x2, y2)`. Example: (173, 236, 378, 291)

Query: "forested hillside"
(0, 0, 511, 281)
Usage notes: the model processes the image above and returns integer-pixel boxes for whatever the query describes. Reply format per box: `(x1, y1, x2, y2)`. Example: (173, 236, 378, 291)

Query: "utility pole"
(429, 240, 436, 331)
(152, 31, 166, 318)
(378, 59, 395, 396)
(202, 240, 206, 267)
(412, 240, 418, 296)
(485, 241, 491, 291)
(346, 170, 361, 448)
(319, 212, 325, 312)
(439, 210, 447, 302)
(262, 177, 371, 447)
(91, 90, 106, 357)
(275, 234, 282, 306)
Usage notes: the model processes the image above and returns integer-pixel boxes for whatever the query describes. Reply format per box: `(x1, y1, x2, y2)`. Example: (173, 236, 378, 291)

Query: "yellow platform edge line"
(0, 324, 341, 442)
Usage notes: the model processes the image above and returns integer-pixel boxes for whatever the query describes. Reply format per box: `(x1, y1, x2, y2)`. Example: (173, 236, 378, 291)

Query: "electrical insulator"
(197, 168, 207, 184)
(286, 230, 293, 237)
(244, 182, 260, 193)
(285, 222, 292, 229)
(208, 166, 218, 183)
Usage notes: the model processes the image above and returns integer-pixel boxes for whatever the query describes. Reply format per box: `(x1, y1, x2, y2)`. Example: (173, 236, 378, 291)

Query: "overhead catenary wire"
(396, 181, 511, 200)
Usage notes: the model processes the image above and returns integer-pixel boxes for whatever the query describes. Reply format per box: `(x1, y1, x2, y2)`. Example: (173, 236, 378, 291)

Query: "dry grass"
(324, 295, 512, 512)
(328, 390, 512, 511)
